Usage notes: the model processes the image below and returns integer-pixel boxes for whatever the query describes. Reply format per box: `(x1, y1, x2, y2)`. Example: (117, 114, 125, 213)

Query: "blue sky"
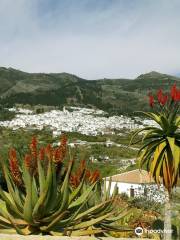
(0, 0, 180, 79)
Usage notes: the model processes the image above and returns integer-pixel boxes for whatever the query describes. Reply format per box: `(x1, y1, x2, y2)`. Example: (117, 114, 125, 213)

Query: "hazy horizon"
(0, 0, 180, 79)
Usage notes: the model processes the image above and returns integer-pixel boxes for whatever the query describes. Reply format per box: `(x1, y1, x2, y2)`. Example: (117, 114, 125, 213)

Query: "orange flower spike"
(76, 175, 80, 187)
(157, 89, 163, 104)
(30, 136, 38, 159)
(9, 148, 17, 160)
(45, 144, 53, 161)
(85, 169, 91, 180)
(161, 95, 168, 106)
(53, 148, 62, 163)
(70, 174, 79, 188)
(60, 134, 67, 146)
(39, 147, 45, 161)
(176, 89, 180, 101)
(72, 176, 76, 187)
(59, 134, 67, 160)
(80, 160, 86, 171)
(174, 88, 180, 101)
(53, 135, 67, 164)
(9, 149, 22, 186)
(73, 175, 79, 188)
(95, 170, 100, 180)
(24, 154, 32, 170)
(74, 169, 80, 181)
(148, 94, 154, 108)
(171, 83, 177, 101)
(91, 170, 100, 183)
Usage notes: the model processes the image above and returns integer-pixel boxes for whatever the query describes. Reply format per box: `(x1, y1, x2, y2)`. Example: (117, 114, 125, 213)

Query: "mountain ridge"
(0, 67, 179, 115)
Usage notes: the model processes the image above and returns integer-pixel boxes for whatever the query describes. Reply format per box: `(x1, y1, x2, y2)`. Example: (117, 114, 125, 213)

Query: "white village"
(0, 107, 157, 136)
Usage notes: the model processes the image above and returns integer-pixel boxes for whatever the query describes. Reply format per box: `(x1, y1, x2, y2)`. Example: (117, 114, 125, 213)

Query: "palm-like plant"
(130, 83, 180, 193)
(130, 83, 180, 240)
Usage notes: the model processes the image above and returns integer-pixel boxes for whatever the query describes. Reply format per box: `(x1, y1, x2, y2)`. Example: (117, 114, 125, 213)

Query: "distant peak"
(148, 71, 162, 75)
(0, 66, 25, 73)
(137, 71, 165, 79)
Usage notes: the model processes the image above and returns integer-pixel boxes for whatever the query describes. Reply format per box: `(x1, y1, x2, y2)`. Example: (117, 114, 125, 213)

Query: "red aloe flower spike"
(171, 83, 177, 101)
(157, 89, 163, 104)
(60, 134, 67, 158)
(70, 174, 79, 188)
(60, 134, 67, 145)
(29, 136, 38, 175)
(9, 149, 22, 186)
(76, 169, 82, 179)
(177, 89, 180, 101)
(70, 175, 74, 187)
(54, 134, 67, 164)
(149, 94, 154, 108)
(80, 160, 86, 171)
(88, 172, 93, 182)
(39, 147, 45, 161)
(24, 154, 32, 172)
(90, 170, 100, 183)
(29, 136, 38, 159)
(53, 148, 62, 163)
(85, 169, 91, 180)
(174, 88, 180, 101)
(45, 144, 53, 161)
(93, 170, 100, 182)
(161, 95, 168, 106)
(9, 148, 17, 160)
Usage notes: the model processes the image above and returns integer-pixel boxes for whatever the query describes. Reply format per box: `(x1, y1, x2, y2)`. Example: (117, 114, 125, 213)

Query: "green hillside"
(0, 67, 179, 115)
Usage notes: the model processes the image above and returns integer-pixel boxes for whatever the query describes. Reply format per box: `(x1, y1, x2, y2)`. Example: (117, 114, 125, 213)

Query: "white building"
(104, 169, 165, 202)
(105, 139, 114, 147)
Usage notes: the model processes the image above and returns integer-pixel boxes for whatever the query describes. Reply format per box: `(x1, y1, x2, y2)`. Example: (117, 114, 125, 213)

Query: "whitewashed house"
(104, 169, 165, 202)
(105, 139, 114, 147)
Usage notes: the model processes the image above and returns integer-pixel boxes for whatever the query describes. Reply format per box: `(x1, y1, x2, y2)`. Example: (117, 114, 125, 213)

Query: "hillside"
(0, 67, 179, 115)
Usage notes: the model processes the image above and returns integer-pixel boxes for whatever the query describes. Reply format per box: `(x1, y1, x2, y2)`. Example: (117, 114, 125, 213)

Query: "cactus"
(0, 136, 131, 236)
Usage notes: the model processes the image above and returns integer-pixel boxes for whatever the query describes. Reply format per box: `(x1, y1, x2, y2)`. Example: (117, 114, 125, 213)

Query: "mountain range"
(0, 67, 179, 115)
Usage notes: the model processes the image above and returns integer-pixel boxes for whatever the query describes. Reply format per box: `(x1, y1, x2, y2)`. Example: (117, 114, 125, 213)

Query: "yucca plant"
(0, 135, 130, 236)
(130, 83, 180, 240)
(130, 83, 180, 192)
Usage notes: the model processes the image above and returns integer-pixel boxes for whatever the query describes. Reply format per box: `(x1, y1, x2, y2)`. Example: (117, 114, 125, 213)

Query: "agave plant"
(0, 135, 130, 236)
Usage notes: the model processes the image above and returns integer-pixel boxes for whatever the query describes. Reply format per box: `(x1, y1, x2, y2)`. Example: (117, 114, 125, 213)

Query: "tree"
(130, 83, 180, 240)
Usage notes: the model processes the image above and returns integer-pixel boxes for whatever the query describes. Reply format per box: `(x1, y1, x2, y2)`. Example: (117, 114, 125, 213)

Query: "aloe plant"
(0, 135, 130, 236)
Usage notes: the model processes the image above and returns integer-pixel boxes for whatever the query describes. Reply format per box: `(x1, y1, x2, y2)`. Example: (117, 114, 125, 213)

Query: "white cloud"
(0, 0, 180, 79)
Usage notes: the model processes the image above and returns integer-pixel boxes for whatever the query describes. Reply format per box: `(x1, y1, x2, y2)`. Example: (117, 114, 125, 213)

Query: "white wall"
(105, 180, 165, 203)
(108, 181, 142, 197)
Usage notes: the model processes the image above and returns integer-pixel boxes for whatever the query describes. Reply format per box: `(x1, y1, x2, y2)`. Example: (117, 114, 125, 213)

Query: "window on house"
(130, 186, 134, 198)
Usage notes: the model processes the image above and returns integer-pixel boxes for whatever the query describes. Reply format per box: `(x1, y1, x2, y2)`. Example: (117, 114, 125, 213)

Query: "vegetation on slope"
(0, 67, 179, 115)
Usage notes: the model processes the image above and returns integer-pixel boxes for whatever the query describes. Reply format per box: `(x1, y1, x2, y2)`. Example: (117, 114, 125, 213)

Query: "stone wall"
(0, 234, 150, 240)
